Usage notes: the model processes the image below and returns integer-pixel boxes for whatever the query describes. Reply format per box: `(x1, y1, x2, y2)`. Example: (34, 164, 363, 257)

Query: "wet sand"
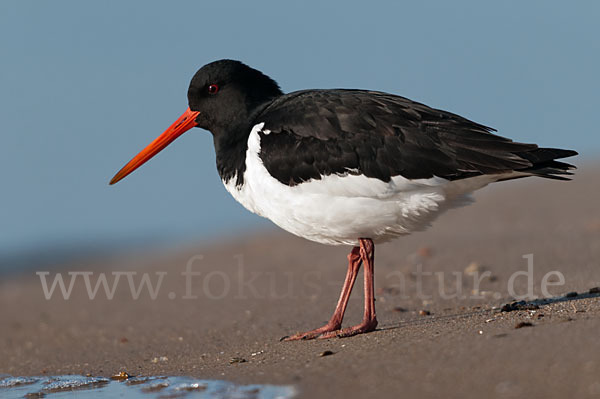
(1, 165, 599, 398)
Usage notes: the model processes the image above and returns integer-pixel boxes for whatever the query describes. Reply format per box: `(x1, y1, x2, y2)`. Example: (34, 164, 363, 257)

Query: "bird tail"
(502, 147, 578, 181)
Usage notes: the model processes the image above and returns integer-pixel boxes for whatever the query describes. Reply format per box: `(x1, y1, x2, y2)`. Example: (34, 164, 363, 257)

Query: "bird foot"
(317, 318, 378, 339)
(281, 322, 341, 341)
(282, 318, 377, 341)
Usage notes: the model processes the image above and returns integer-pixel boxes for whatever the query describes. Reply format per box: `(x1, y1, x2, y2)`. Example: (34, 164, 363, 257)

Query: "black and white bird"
(110, 59, 577, 340)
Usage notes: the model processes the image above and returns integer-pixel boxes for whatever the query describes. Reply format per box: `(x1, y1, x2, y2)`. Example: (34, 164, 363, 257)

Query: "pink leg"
(283, 246, 362, 341)
(319, 238, 378, 339)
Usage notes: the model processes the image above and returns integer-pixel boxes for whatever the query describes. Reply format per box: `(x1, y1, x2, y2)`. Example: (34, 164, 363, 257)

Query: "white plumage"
(223, 123, 520, 246)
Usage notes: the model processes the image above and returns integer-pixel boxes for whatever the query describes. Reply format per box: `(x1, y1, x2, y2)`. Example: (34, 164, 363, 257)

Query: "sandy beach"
(1, 164, 599, 398)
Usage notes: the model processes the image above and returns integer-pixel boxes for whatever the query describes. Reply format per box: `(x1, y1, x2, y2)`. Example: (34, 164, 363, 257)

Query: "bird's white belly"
(223, 123, 501, 246)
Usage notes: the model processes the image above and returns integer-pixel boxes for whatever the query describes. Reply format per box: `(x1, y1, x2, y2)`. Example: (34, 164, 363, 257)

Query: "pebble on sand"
(514, 322, 534, 329)
(110, 371, 131, 380)
(417, 247, 433, 258)
(501, 301, 539, 312)
(464, 261, 484, 275)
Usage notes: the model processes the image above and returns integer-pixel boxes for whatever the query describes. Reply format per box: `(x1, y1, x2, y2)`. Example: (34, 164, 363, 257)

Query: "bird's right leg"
(282, 246, 362, 341)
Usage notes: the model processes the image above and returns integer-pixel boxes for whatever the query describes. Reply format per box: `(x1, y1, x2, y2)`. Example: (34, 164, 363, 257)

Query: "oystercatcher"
(110, 60, 577, 340)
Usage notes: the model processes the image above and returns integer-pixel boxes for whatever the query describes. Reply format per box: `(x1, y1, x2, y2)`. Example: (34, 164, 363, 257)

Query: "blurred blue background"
(1, 1, 598, 269)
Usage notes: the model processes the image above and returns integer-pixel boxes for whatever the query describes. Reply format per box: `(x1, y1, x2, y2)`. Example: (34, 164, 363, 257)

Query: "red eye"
(208, 84, 219, 94)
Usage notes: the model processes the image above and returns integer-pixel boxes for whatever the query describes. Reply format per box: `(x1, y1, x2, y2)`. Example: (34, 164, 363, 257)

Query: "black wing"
(255, 89, 577, 186)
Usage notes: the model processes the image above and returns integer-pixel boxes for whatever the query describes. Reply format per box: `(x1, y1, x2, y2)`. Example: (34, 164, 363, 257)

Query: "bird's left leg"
(282, 246, 362, 341)
(319, 238, 378, 339)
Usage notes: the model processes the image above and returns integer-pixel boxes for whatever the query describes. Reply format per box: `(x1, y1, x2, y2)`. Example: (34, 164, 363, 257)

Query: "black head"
(109, 60, 282, 185)
(188, 59, 283, 135)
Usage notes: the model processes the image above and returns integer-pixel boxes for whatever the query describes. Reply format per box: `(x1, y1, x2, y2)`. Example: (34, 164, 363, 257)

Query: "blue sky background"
(0, 1, 598, 265)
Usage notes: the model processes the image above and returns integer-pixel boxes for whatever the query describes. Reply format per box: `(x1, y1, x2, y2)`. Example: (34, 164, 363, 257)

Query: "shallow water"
(0, 374, 296, 399)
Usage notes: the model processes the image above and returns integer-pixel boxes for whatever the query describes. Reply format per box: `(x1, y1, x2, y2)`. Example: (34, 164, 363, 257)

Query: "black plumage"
(255, 89, 576, 186)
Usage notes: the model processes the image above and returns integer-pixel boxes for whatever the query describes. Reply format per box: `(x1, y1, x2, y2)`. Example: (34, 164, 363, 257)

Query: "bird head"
(109, 59, 281, 185)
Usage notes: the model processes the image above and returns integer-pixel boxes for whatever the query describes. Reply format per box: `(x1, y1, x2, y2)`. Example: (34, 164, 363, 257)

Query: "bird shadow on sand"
(376, 289, 600, 332)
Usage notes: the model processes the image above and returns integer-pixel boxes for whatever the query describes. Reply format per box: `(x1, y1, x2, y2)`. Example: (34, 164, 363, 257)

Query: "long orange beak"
(109, 108, 200, 185)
